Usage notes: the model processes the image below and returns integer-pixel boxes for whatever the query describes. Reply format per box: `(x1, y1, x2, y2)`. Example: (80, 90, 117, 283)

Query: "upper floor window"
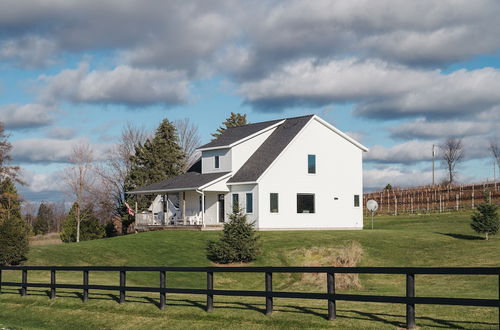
(308, 154, 316, 174)
(297, 193, 315, 213)
(270, 193, 279, 213)
(215, 155, 220, 168)
(246, 193, 253, 213)
(354, 195, 360, 207)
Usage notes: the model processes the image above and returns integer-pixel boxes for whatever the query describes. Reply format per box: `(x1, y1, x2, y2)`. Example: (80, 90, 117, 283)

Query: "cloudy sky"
(1, 0, 499, 202)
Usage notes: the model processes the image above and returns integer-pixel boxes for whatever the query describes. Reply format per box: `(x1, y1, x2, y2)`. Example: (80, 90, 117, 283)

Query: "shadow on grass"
(436, 232, 483, 240)
(1, 288, 497, 328)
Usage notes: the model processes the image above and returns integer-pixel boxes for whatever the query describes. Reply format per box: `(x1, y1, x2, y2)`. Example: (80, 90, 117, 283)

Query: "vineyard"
(363, 181, 500, 216)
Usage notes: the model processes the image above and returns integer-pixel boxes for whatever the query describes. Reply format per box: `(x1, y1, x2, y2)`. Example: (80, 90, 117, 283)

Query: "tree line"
(0, 113, 248, 265)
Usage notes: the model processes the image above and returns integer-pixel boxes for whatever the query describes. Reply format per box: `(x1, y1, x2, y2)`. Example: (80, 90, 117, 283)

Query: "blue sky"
(0, 0, 499, 203)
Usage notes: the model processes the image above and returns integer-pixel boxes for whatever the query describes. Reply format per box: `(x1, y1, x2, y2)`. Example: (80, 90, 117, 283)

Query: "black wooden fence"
(0, 266, 499, 329)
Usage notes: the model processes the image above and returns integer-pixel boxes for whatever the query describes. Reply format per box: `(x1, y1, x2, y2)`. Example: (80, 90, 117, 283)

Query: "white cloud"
(38, 63, 189, 107)
(0, 36, 58, 68)
(363, 166, 439, 190)
(0, 104, 56, 129)
(390, 118, 500, 140)
(11, 137, 111, 164)
(365, 136, 492, 164)
(365, 140, 435, 164)
(46, 127, 77, 140)
(239, 58, 500, 121)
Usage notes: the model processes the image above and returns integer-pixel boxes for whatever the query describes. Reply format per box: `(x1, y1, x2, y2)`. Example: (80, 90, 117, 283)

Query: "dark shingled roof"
(228, 115, 313, 183)
(198, 119, 283, 149)
(129, 171, 230, 193)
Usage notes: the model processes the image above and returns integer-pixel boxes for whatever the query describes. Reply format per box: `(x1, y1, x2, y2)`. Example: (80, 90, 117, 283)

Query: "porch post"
(201, 190, 205, 228)
(165, 194, 169, 225)
(182, 192, 186, 225)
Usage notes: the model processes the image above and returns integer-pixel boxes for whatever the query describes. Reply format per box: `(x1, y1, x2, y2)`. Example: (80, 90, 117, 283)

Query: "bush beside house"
(207, 209, 260, 264)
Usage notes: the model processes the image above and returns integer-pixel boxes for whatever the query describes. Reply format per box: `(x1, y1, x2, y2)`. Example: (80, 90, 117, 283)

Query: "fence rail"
(1, 266, 499, 329)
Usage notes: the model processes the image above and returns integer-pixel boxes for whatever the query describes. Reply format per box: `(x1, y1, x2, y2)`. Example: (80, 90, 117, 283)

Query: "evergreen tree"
(206, 209, 260, 264)
(124, 118, 185, 211)
(471, 192, 499, 240)
(33, 202, 52, 235)
(0, 177, 22, 221)
(211, 112, 248, 139)
(0, 178, 29, 265)
(61, 203, 105, 243)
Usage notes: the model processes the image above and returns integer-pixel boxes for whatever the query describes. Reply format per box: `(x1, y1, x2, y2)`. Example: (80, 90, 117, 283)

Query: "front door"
(218, 194, 225, 223)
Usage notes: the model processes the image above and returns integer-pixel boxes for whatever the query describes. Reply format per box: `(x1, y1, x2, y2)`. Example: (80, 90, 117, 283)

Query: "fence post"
(119, 270, 126, 304)
(160, 271, 166, 310)
(265, 272, 273, 315)
(83, 270, 89, 302)
(50, 269, 56, 299)
(207, 272, 214, 312)
(21, 269, 27, 296)
(406, 273, 416, 329)
(327, 272, 336, 320)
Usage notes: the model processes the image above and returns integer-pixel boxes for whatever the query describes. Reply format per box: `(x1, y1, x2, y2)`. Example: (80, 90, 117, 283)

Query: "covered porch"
(127, 171, 231, 230)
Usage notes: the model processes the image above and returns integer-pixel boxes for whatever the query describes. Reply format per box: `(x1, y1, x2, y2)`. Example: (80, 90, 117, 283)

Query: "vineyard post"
(394, 196, 398, 216)
(472, 185, 475, 209)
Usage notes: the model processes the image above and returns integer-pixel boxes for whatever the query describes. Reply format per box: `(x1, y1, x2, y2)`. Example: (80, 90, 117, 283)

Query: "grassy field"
(0, 211, 499, 329)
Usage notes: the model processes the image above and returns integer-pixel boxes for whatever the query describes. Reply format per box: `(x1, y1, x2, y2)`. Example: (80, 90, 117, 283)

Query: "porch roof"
(127, 171, 231, 194)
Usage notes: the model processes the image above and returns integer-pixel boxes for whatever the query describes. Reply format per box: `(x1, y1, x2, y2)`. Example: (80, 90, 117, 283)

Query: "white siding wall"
(228, 184, 259, 226)
(204, 191, 222, 225)
(257, 119, 363, 229)
(202, 148, 231, 173)
(231, 128, 276, 173)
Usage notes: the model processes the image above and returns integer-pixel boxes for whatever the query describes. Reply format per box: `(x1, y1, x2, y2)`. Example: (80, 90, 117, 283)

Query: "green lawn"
(0, 211, 499, 329)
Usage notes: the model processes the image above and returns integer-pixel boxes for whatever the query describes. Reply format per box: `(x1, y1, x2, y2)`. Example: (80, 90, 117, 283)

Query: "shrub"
(60, 203, 105, 243)
(471, 192, 499, 240)
(0, 217, 29, 265)
(291, 241, 364, 290)
(206, 209, 260, 264)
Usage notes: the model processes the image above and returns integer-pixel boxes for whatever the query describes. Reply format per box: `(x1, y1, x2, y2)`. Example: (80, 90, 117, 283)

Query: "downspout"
(195, 189, 205, 228)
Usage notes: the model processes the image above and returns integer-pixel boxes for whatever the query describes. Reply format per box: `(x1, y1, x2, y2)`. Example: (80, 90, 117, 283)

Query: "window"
(354, 195, 360, 207)
(246, 193, 253, 213)
(215, 155, 220, 168)
(232, 193, 239, 212)
(297, 194, 315, 213)
(270, 193, 279, 213)
(199, 196, 202, 212)
(308, 154, 316, 174)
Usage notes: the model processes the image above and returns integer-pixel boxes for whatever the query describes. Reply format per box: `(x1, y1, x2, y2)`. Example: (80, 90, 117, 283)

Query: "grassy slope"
(0, 211, 499, 329)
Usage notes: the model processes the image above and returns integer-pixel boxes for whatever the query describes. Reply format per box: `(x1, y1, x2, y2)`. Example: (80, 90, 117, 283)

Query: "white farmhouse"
(128, 114, 368, 230)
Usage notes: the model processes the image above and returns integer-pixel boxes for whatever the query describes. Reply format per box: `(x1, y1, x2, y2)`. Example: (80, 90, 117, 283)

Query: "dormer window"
(215, 155, 220, 168)
(308, 154, 316, 174)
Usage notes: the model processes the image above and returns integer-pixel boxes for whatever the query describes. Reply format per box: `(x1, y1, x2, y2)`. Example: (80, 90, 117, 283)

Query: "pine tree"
(206, 209, 260, 264)
(33, 202, 53, 235)
(61, 203, 105, 243)
(471, 192, 499, 240)
(0, 178, 29, 265)
(0, 177, 22, 221)
(124, 118, 185, 211)
(211, 112, 249, 139)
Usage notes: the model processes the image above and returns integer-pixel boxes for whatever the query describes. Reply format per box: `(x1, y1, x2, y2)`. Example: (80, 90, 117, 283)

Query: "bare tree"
(0, 122, 21, 183)
(95, 123, 148, 217)
(490, 139, 500, 178)
(440, 138, 464, 184)
(63, 143, 95, 242)
(174, 118, 201, 170)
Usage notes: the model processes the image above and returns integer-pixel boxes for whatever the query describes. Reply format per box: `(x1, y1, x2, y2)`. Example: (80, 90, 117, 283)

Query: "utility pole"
(432, 144, 435, 186)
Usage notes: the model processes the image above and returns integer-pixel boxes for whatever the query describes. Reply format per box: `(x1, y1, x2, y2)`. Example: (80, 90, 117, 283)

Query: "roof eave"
(313, 115, 369, 152)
